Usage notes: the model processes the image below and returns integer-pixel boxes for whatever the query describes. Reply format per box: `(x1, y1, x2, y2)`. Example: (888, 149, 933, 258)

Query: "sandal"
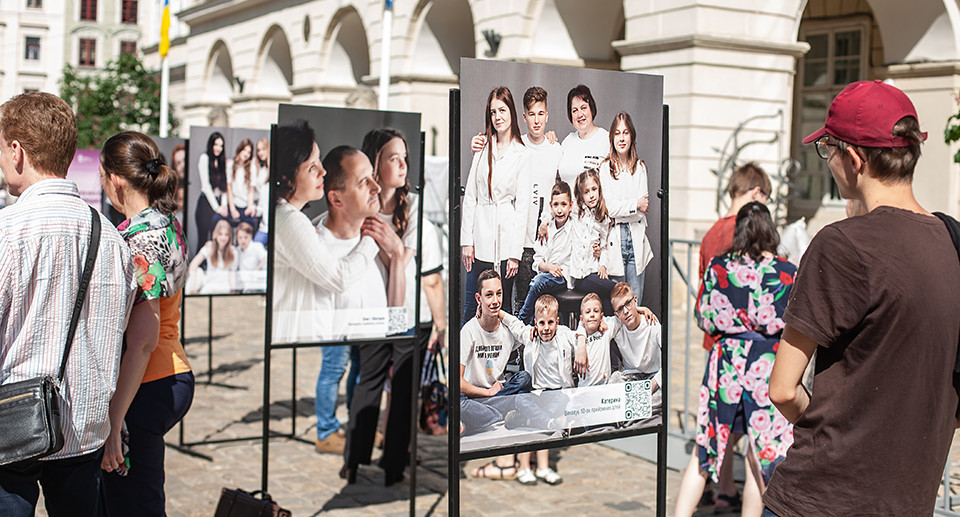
(535, 467, 562, 485)
(714, 492, 742, 514)
(516, 467, 537, 485)
(470, 460, 518, 480)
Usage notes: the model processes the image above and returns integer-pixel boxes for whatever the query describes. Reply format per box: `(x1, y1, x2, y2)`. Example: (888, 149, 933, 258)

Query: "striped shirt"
(0, 179, 136, 459)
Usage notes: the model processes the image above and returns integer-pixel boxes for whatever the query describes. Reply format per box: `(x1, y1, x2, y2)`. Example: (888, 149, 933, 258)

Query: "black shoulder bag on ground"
(0, 206, 100, 466)
(215, 488, 291, 517)
(933, 212, 960, 416)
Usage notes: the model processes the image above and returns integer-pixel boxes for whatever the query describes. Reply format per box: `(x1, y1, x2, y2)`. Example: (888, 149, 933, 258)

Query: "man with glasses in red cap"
(763, 80, 960, 515)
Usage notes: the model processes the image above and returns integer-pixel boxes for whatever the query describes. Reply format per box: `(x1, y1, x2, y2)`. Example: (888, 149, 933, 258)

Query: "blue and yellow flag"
(159, 0, 170, 58)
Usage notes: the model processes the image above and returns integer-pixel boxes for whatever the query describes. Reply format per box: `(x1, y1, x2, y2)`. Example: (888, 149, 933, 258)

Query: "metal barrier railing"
(666, 238, 703, 440)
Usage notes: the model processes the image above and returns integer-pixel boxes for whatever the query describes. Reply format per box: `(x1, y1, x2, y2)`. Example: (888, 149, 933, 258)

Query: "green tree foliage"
(59, 52, 178, 149)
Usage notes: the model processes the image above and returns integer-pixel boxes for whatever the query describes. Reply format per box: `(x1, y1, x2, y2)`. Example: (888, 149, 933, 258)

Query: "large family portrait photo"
(270, 105, 423, 345)
(185, 126, 271, 295)
(456, 59, 665, 453)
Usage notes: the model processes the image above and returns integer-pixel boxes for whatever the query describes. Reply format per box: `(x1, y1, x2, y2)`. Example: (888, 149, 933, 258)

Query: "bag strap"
(57, 206, 101, 383)
(435, 347, 447, 380)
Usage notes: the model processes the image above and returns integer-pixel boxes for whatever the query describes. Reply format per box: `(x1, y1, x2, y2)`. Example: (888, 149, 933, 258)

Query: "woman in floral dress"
(97, 132, 192, 516)
(674, 201, 796, 517)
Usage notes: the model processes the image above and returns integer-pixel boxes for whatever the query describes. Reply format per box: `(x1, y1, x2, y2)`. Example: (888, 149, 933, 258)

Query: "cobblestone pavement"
(33, 293, 960, 516)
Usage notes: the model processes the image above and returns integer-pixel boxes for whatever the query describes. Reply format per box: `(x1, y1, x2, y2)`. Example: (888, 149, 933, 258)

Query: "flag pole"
(159, 0, 171, 137)
(377, 0, 393, 110)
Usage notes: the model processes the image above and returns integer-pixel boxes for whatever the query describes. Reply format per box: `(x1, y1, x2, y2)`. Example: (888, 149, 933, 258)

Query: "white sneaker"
(516, 467, 537, 485)
(536, 467, 562, 485)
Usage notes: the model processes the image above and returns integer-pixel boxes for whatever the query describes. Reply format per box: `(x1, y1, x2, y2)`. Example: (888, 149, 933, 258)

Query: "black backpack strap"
(57, 206, 101, 383)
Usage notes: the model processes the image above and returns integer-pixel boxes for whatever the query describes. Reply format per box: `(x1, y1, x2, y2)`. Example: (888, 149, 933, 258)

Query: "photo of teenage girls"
(97, 131, 193, 516)
(342, 128, 419, 485)
(557, 85, 610, 189)
(186, 218, 238, 294)
(195, 131, 226, 245)
(225, 138, 259, 227)
(601, 112, 654, 299)
(461, 86, 531, 326)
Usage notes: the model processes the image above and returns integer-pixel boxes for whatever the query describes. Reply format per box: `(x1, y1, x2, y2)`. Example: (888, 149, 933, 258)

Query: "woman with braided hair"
(97, 131, 193, 516)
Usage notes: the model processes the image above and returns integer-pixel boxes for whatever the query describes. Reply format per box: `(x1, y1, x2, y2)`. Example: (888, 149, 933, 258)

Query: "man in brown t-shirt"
(764, 80, 960, 516)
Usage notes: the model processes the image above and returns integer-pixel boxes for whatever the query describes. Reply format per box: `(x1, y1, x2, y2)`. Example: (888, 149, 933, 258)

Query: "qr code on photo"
(387, 307, 408, 334)
(623, 380, 652, 420)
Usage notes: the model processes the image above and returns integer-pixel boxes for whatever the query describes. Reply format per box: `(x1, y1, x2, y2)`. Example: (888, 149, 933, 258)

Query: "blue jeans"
(0, 448, 105, 517)
(762, 508, 781, 517)
(573, 274, 617, 315)
(253, 230, 268, 246)
(315, 345, 350, 439)
(462, 260, 514, 328)
(102, 372, 195, 517)
(611, 223, 646, 300)
(460, 371, 532, 435)
(518, 273, 567, 324)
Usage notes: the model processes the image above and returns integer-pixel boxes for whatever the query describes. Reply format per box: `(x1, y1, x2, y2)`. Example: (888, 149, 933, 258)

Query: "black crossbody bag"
(0, 206, 101, 466)
(933, 212, 960, 416)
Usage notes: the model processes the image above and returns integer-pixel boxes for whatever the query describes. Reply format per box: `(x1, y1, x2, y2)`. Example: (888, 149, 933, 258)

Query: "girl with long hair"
(461, 86, 530, 324)
(225, 138, 257, 225)
(569, 168, 617, 314)
(98, 131, 193, 516)
(600, 112, 654, 299)
(195, 131, 227, 243)
(188, 218, 238, 293)
(253, 137, 271, 244)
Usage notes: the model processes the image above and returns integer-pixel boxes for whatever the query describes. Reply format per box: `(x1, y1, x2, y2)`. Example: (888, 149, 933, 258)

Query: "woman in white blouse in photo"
(557, 84, 610, 189)
(599, 112, 653, 299)
(225, 138, 258, 227)
(461, 86, 530, 325)
(271, 120, 403, 343)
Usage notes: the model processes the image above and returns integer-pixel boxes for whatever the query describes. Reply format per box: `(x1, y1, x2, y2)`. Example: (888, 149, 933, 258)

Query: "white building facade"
(139, 0, 960, 237)
(0, 0, 66, 97)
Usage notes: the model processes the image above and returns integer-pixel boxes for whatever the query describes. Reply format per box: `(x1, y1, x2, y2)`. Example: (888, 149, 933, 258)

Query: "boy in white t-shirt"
(517, 181, 575, 324)
(573, 293, 614, 386)
(575, 282, 662, 392)
(500, 294, 574, 485)
(460, 269, 532, 438)
(235, 221, 267, 291)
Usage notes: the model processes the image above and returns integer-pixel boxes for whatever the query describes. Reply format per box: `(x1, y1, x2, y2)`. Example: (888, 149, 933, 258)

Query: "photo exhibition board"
(186, 126, 271, 295)
(270, 104, 423, 345)
(456, 58, 665, 454)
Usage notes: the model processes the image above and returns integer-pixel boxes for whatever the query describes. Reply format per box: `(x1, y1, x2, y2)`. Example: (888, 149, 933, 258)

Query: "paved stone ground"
(34, 290, 960, 516)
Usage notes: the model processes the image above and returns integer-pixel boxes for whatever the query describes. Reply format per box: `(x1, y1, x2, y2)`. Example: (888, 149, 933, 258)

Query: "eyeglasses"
(814, 136, 836, 160)
(614, 298, 635, 316)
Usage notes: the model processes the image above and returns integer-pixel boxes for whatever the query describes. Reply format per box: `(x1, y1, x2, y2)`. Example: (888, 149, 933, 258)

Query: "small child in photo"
(518, 181, 575, 324)
(235, 221, 267, 291)
(573, 293, 613, 386)
(187, 218, 238, 294)
(569, 169, 616, 314)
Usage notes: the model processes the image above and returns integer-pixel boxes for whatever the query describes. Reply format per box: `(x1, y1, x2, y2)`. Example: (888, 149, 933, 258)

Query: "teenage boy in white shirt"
(517, 180, 575, 324)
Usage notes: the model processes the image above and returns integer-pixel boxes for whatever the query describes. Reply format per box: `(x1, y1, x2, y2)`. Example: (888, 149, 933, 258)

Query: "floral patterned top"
(118, 207, 188, 302)
(118, 206, 191, 383)
(694, 253, 796, 484)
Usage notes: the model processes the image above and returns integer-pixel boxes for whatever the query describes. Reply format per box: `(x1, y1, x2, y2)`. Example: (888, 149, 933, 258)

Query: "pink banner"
(69, 150, 102, 208)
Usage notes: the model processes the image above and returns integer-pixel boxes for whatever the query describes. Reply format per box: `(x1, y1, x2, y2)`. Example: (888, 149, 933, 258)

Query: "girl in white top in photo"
(270, 121, 400, 343)
(195, 131, 227, 244)
(569, 169, 617, 314)
(188, 218, 238, 294)
(225, 138, 258, 225)
(253, 137, 271, 245)
(600, 112, 654, 299)
(557, 85, 610, 189)
(461, 86, 531, 324)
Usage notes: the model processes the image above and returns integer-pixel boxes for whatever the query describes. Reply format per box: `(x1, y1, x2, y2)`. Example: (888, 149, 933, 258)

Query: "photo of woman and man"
(185, 126, 270, 294)
(270, 105, 423, 345)
(457, 59, 665, 452)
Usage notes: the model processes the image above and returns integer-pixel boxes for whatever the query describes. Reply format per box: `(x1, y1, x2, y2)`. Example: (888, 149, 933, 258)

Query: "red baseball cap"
(802, 80, 927, 147)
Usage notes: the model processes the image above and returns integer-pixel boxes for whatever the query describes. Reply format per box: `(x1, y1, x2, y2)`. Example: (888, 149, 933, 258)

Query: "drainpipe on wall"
(378, 0, 394, 110)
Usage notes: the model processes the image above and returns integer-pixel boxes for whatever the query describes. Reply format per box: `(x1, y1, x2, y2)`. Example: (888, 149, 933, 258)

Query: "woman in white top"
(557, 85, 610, 188)
(195, 131, 227, 244)
(600, 112, 654, 299)
(225, 138, 258, 226)
(271, 120, 403, 344)
(461, 86, 531, 325)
